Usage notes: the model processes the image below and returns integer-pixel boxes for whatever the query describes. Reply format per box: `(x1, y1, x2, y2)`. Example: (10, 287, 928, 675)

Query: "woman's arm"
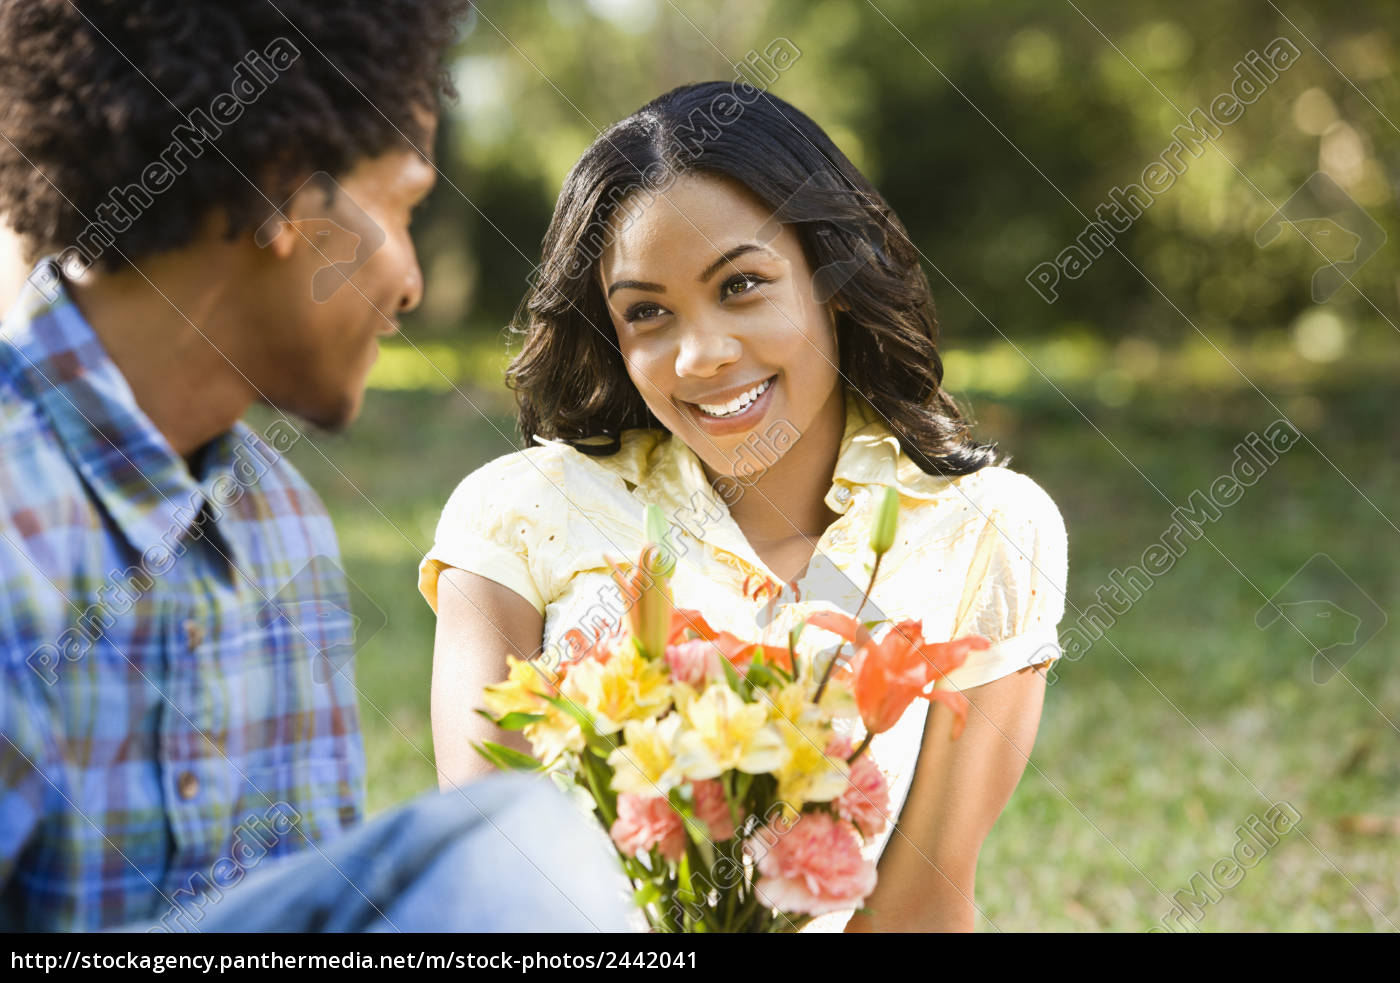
(845, 662, 1050, 932)
(430, 565, 546, 791)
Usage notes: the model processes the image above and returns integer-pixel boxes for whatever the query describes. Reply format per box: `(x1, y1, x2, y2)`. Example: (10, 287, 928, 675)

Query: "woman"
(418, 81, 1069, 932)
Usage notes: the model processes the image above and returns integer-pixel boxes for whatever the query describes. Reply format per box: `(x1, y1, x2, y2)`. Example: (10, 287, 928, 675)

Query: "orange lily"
(805, 610, 989, 739)
(717, 636, 794, 676)
(669, 607, 719, 644)
(668, 606, 793, 675)
(553, 621, 632, 682)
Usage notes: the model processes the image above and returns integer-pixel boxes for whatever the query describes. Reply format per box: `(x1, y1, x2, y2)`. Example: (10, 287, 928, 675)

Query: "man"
(0, 1, 631, 933)
(0, 223, 22, 314)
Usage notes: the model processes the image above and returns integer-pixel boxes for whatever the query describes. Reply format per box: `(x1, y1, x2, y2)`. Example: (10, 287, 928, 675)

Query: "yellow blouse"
(419, 383, 1069, 932)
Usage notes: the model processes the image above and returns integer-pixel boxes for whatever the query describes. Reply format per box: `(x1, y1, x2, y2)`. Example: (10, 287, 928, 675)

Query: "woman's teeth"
(696, 377, 773, 418)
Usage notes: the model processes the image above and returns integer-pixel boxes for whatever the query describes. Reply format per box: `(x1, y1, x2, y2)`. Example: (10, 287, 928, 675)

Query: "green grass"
(247, 335, 1400, 932)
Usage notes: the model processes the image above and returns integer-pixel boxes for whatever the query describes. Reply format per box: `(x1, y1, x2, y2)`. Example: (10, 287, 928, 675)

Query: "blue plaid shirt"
(0, 265, 367, 932)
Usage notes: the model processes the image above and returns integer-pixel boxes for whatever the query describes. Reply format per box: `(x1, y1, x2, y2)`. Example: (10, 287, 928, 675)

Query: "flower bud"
(644, 503, 677, 577)
(869, 486, 899, 556)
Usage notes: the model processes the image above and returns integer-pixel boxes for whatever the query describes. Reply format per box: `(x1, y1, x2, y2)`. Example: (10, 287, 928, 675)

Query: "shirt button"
(833, 485, 852, 505)
(177, 771, 200, 800)
(182, 620, 204, 650)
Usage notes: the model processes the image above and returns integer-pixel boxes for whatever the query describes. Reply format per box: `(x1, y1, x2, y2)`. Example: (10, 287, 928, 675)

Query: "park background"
(244, 0, 1397, 931)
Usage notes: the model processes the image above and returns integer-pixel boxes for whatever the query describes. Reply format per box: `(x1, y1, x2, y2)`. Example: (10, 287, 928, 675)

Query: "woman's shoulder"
(443, 426, 667, 509)
(925, 463, 1067, 542)
(442, 441, 564, 505)
(944, 466, 1069, 586)
(950, 464, 1062, 512)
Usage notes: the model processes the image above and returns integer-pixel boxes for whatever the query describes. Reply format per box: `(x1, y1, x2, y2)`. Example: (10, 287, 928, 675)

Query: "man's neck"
(66, 249, 258, 462)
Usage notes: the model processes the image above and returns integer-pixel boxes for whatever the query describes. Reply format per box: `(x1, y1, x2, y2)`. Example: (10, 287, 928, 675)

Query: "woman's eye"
(625, 302, 665, 323)
(721, 273, 768, 299)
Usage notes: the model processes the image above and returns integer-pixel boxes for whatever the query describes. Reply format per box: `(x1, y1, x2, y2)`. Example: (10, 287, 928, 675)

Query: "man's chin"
(266, 389, 364, 435)
(315, 395, 364, 434)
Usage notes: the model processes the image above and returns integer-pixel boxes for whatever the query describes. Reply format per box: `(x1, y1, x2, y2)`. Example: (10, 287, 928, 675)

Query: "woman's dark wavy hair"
(508, 80, 1003, 477)
(0, 0, 467, 269)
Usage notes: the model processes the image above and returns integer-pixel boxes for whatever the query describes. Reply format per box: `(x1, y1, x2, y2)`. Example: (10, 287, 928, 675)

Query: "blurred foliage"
(301, 0, 1400, 930)
(398, 0, 1398, 373)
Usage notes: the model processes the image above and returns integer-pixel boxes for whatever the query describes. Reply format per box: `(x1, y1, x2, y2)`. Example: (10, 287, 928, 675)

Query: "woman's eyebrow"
(606, 279, 665, 298)
(697, 243, 772, 282)
(605, 243, 778, 297)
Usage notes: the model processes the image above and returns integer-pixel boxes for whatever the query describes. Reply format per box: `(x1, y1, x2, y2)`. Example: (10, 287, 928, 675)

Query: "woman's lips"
(682, 374, 778, 437)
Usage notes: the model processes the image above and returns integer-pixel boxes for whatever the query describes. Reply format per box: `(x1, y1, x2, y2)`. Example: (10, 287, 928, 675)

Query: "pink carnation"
(826, 735, 890, 839)
(691, 780, 736, 841)
(751, 812, 877, 916)
(665, 638, 722, 687)
(610, 793, 685, 862)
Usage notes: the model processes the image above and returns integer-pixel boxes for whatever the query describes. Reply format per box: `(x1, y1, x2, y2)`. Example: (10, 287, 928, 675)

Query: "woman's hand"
(430, 565, 546, 791)
(844, 662, 1050, 932)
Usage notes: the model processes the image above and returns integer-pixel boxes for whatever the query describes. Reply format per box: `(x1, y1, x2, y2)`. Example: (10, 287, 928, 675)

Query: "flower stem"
(847, 731, 874, 763)
(814, 553, 883, 703)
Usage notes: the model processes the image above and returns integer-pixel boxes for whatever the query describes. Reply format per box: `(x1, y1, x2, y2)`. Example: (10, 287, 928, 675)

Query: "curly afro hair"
(0, 0, 469, 271)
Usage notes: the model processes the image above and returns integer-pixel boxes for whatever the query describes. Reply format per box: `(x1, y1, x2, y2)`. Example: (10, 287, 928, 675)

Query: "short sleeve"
(934, 471, 1069, 692)
(417, 451, 562, 618)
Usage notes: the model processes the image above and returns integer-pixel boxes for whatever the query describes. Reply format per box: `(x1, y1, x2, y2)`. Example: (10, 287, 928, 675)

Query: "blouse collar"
(533, 385, 955, 585)
(543, 384, 952, 517)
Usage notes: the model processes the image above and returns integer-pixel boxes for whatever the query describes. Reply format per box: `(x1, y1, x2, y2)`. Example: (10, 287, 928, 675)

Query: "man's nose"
(398, 246, 425, 314)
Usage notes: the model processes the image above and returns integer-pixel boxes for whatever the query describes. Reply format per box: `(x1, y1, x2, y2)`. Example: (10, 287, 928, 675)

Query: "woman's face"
(598, 171, 842, 480)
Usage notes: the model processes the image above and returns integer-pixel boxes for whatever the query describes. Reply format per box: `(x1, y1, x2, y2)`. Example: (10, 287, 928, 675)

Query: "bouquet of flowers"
(474, 489, 990, 932)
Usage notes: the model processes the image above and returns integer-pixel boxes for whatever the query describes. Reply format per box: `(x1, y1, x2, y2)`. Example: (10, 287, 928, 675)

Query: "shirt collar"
(550, 383, 951, 533)
(0, 258, 223, 556)
(824, 385, 953, 510)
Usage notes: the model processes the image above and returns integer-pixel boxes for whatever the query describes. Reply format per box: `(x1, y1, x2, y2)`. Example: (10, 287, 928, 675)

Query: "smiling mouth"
(685, 375, 777, 419)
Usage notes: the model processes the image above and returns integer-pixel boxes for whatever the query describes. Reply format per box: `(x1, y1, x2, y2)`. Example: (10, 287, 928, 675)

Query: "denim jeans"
(135, 773, 638, 933)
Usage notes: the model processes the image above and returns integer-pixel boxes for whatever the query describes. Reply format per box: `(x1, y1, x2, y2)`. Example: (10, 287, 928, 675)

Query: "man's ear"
(252, 176, 327, 261)
(254, 206, 301, 261)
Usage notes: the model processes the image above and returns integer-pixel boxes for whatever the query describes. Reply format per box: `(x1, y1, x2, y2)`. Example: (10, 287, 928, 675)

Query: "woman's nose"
(673, 321, 742, 379)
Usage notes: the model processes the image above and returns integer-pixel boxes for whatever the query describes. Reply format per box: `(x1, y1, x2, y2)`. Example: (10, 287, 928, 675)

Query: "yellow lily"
(522, 702, 585, 764)
(772, 716, 850, 813)
(482, 655, 556, 719)
(672, 683, 788, 780)
(607, 713, 684, 796)
(559, 643, 672, 735)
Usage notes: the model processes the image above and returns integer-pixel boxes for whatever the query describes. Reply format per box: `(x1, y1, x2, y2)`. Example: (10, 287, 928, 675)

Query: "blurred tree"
(404, 0, 1396, 367)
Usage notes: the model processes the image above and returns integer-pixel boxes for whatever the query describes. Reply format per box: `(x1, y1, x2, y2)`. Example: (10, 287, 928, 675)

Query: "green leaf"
(684, 816, 716, 868)
(471, 740, 543, 772)
(578, 751, 617, 826)
(719, 652, 753, 701)
(766, 656, 793, 684)
(475, 708, 545, 731)
(789, 621, 807, 649)
(633, 882, 662, 907)
(677, 851, 695, 905)
(666, 784, 693, 813)
(471, 741, 501, 769)
(540, 692, 597, 734)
